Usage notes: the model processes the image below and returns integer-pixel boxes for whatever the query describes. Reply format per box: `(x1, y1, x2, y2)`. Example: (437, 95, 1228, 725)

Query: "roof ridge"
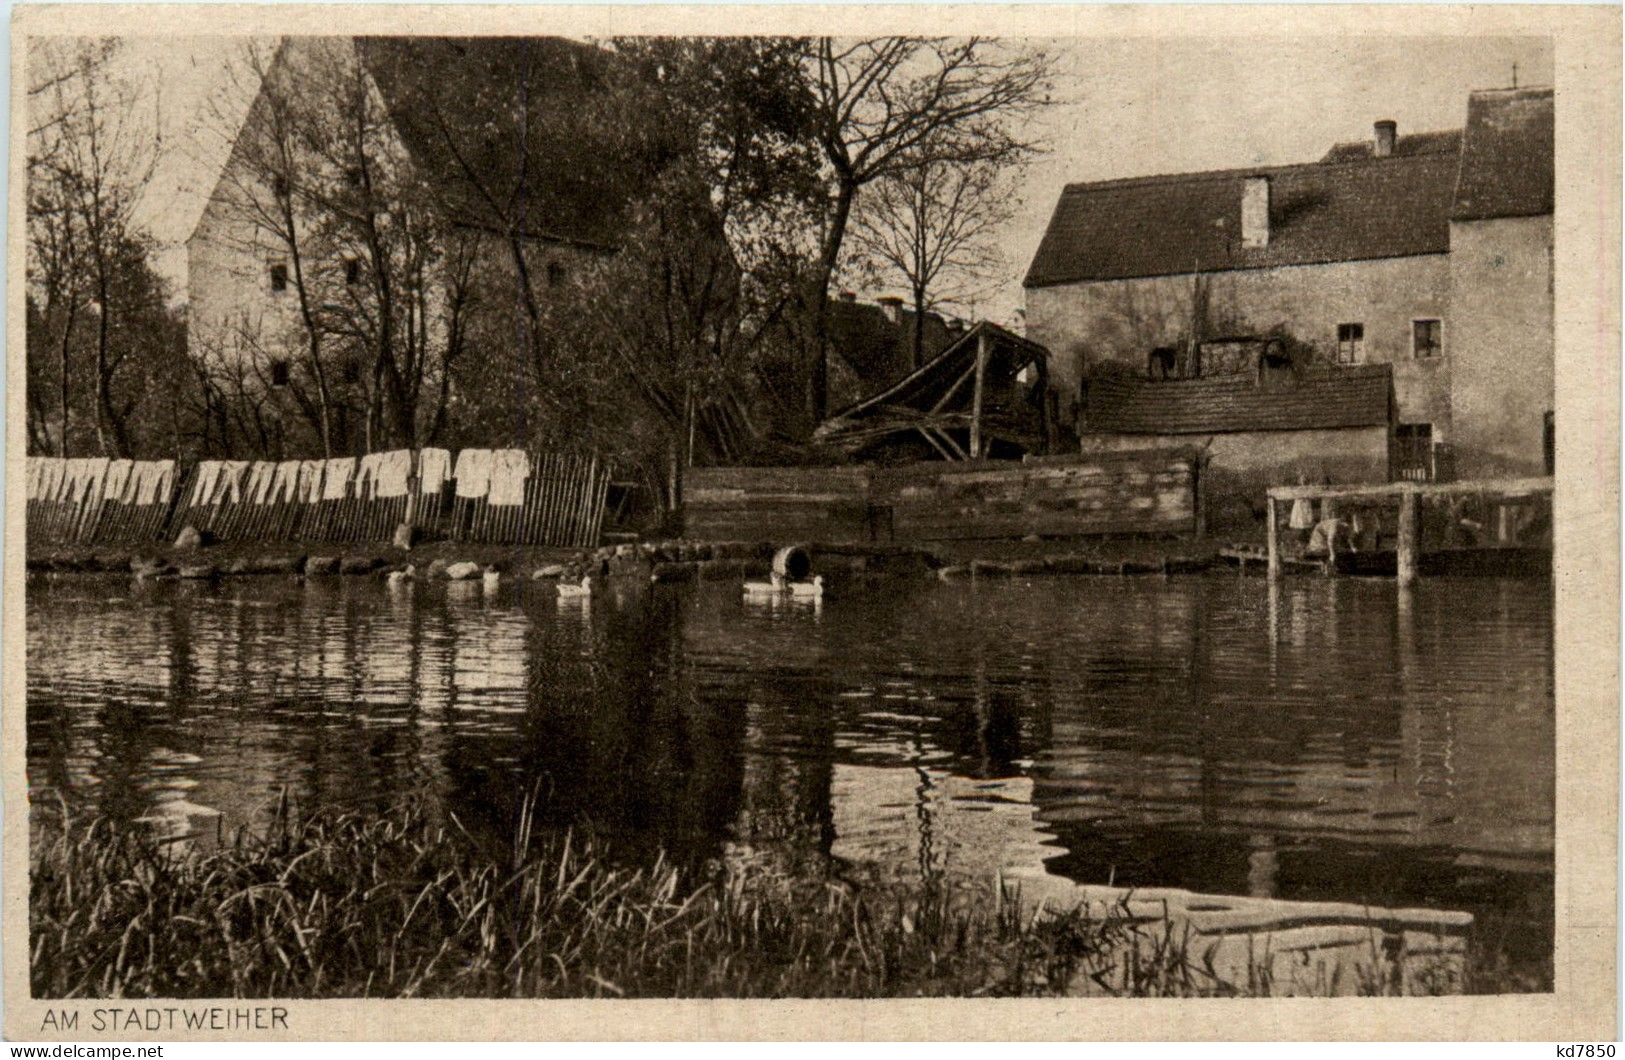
(1059, 143, 1462, 196)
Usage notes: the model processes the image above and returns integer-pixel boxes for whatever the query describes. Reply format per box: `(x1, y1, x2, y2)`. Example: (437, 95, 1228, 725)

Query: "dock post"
(1266, 495, 1280, 581)
(1397, 489, 1419, 587)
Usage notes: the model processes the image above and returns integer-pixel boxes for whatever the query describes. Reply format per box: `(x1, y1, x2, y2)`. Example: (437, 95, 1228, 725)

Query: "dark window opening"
(1413, 319, 1442, 358)
(1394, 423, 1434, 482)
(269, 358, 290, 387)
(1147, 346, 1177, 380)
(345, 258, 361, 285)
(547, 261, 566, 287)
(272, 174, 290, 199)
(1543, 410, 1555, 475)
(1335, 323, 1364, 364)
(345, 166, 363, 188)
(342, 361, 361, 385)
(269, 263, 288, 293)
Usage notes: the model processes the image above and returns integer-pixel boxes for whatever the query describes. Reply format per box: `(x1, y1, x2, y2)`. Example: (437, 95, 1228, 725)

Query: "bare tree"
(850, 149, 1025, 368)
(26, 36, 179, 458)
(801, 37, 1052, 420)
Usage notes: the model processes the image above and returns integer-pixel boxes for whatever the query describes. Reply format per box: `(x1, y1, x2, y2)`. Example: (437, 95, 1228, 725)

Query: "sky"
(64, 33, 1555, 322)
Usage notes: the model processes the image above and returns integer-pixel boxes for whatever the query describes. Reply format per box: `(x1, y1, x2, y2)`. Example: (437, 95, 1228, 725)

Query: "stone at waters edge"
(392, 523, 415, 550)
(444, 561, 482, 581)
(426, 558, 450, 579)
(173, 525, 203, 550)
(304, 556, 340, 576)
(532, 564, 566, 580)
(341, 555, 383, 575)
(177, 563, 218, 580)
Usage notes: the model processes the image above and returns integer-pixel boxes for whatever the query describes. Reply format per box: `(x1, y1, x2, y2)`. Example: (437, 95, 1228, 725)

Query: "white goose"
(556, 574, 594, 600)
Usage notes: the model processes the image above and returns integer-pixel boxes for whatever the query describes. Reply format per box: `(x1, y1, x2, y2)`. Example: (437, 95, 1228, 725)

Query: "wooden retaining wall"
(685, 449, 1198, 543)
(684, 466, 877, 543)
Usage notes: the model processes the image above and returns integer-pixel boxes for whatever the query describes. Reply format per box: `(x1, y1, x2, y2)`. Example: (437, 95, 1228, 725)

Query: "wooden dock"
(1264, 476, 1552, 585)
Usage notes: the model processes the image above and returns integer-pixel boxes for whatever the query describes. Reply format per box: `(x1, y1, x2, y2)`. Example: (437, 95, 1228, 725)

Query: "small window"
(269, 358, 290, 387)
(344, 258, 361, 285)
(345, 166, 363, 188)
(547, 261, 566, 287)
(1413, 319, 1442, 358)
(1335, 323, 1364, 364)
(272, 174, 290, 199)
(269, 263, 289, 293)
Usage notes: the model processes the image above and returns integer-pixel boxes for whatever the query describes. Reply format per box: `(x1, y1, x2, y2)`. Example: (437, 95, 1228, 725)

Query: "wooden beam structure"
(1262, 475, 1552, 583)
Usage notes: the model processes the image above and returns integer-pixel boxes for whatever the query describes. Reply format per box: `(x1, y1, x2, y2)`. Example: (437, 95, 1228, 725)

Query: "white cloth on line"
(103, 459, 134, 503)
(374, 449, 412, 499)
(42, 459, 67, 502)
(217, 461, 250, 505)
(245, 461, 277, 504)
(454, 448, 492, 499)
(68, 458, 110, 505)
(190, 461, 221, 506)
(152, 461, 176, 505)
(270, 460, 300, 503)
(418, 448, 450, 495)
(356, 452, 384, 499)
(487, 449, 531, 506)
(322, 457, 356, 501)
(298, 460, 326, 504)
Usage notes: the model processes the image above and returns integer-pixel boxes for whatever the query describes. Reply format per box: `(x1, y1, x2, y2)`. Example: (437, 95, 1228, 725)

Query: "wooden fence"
(26, 457, 180, 546)
(685, 448, 1199, 544)
(26, 448, 610, 550)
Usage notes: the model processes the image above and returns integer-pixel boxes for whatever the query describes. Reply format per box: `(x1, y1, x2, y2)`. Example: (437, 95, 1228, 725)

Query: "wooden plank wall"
(685, 450, 1197, 543)
(879, 450, 1197, 541)
(685, 466, 875, 543)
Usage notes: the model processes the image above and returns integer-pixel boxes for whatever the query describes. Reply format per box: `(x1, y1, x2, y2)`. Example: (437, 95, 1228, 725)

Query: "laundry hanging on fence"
(270, 461, 301, 504)
(66, 458, 110, 505)
(454, 448, 493, 499)
(298, 460, 325, 503)
(103, 460, 134, 503)
(322, 457, 356, 501)
(245, 461, 278, 504)
(132, 461, 176, 506)
(374, 449, 412, 498)
(44, 459, 68, 502)
(419, 448, 451, 495)
(355, 452, 382, 499)
(487, 449, 531, 506)
(217, 461, 250, 505)
(190, 462, 222, 506)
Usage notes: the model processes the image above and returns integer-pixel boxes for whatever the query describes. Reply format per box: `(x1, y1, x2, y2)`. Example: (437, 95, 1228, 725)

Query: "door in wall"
(1394, 423, 1434, 482)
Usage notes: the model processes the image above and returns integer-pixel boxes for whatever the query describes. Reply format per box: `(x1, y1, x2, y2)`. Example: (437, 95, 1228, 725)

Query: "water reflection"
(27, 572, 1553, 982)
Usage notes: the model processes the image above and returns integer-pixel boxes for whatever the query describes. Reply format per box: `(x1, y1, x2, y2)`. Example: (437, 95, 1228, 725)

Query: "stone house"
(187, 36, 618, 454)
(1024, 86, 1554, 484)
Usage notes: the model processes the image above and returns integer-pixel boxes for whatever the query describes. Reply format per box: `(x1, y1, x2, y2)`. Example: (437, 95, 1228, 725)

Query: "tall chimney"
(1374, 120, 1397, 158)
(1241, 176, 1270, 249)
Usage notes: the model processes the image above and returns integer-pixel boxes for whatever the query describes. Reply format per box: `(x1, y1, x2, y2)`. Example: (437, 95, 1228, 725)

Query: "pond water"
(26, 571, 1554, 987)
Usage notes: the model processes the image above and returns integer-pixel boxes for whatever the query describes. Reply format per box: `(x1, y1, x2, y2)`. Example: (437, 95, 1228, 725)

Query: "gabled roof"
(1320, 129, 1461, 163)
(1024, 150, 1459, 288)
(1081, 364, 1392, 435)
(1452, 86, 1554, 221)
(1026, 88, 1556, 289)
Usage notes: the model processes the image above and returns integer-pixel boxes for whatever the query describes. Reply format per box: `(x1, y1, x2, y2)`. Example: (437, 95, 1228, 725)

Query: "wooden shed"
(812, 322, 1059, 463)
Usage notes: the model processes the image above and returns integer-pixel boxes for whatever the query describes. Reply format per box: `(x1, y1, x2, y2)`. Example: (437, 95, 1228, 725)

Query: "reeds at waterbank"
(30, 797, 1499, 1000)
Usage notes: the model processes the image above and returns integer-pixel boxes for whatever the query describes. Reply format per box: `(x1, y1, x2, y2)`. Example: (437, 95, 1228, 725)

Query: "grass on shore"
(30, 796, 1495, 1000)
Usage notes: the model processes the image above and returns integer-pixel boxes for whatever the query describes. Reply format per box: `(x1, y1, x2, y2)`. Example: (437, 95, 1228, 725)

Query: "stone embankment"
(27, 534, 1228, 583)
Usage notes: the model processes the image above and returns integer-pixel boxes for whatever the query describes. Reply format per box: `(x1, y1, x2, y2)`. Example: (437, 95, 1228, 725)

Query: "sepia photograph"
(5, 3, 1619, 1042)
